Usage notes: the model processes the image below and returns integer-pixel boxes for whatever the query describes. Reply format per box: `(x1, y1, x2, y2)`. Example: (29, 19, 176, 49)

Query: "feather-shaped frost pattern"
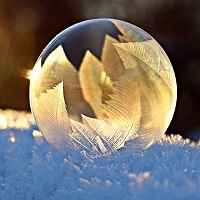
(36, 82, 73, 149)
(133, 61, 172, 142)
(113, 41, 173, 89)
(35, 78, 142, 155)
(159, 47, 177, 94)
(101, 73, 141, 149)
(70, 117, 110, 155)
(136, 86, 162, 147)
(114, 41, 176, 130)
(113, 41, 176, 144)
(121, 67, 164, 149)
(35, 45, 79, 97)
(133, 47, 174, 134)
(114, 41, 160, 72)
(69, 118, 102, 156)
(75, 68, 142, 151)
(34, 57, 58, 97)
(113, 44, 137, 69)
(79, 50, 104, 118)
(82, 115, 114, 142)
(51, 46, 80, 89)
(35, 80, 105, 156)
(39, 46, 95, 121)
(82, 115, 117, 154)
(111, 19, 149, 42)
(101, 34, 125, 81)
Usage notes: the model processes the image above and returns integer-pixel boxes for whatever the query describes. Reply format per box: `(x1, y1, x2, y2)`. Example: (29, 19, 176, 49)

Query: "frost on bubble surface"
(29, 19, 177, 157)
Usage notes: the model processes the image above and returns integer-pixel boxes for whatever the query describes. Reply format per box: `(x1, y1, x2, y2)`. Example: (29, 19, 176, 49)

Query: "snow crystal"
(0, 110, 199, 200)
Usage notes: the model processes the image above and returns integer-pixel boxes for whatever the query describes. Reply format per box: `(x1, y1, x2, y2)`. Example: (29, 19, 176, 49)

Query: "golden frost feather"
(113, 40, 176, 146)
(36, 82, 73, 150)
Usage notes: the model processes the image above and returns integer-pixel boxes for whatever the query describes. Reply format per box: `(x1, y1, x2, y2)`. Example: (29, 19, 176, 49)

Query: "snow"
(0, 110, 200, 200)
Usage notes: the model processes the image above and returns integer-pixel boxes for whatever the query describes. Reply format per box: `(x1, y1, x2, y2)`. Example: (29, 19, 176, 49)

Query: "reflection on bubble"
(30, 19, 177, 157)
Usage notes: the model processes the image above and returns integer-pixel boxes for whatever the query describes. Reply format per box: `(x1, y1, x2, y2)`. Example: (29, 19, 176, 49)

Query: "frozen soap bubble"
(30, 19, 177, 157)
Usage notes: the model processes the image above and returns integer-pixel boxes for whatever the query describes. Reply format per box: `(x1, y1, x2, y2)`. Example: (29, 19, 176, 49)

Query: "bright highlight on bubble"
(29, 19, 177, 157)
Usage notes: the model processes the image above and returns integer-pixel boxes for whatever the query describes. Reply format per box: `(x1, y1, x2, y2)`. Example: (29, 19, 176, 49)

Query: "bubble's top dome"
(30, 19, 177, 157)
(41, 19, 152, 70)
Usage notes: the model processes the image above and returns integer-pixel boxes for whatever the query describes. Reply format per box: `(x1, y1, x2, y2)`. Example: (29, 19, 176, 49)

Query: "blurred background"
(0, 0, 200, 140)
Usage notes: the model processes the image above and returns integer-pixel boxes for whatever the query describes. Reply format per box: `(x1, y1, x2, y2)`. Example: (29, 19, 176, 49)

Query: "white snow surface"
(0, 110, 200, 200)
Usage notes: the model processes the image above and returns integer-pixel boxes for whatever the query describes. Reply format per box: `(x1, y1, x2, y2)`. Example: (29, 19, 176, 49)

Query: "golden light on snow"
(128, 171, 150, 183)
(29, 19, 177, 157)
(0, 114, 7, 129)
(0, 110, 35, 130)
(10, 136, 16, 143)
(32, 130, 43, 138)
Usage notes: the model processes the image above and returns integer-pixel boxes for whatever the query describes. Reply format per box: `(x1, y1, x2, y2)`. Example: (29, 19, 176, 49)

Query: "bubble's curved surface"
(30, 19, 177, 157)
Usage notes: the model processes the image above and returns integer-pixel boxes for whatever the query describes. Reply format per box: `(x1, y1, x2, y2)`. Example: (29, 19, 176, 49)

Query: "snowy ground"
(0, 110, 200, 200)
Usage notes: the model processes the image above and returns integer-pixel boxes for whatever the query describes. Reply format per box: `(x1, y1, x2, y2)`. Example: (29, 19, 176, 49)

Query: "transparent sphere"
(30, 19, 177, 157)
